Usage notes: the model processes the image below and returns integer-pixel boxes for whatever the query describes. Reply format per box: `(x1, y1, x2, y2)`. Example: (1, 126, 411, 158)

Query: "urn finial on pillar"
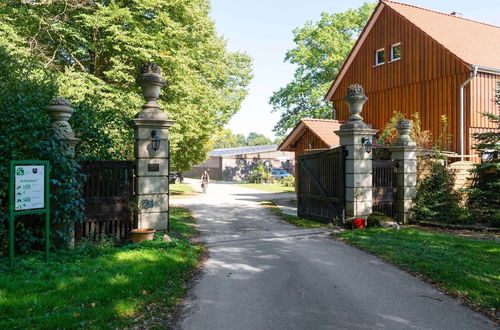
(395, 119, 416, 146)
(47, 97, 80, 157)
(341, 84, 371, 129)
(135, 62, 168, 119)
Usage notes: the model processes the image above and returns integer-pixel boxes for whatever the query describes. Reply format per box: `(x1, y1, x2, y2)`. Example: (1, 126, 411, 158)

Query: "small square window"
(375, 48, 384, 65)
(391, 43, 401, 61)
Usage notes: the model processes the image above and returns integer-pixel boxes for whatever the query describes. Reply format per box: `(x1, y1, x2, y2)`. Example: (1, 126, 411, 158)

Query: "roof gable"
(279, 119, 343, 151)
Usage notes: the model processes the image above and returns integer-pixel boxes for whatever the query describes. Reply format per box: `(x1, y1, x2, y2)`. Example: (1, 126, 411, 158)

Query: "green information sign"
(9, 160, 50, 266)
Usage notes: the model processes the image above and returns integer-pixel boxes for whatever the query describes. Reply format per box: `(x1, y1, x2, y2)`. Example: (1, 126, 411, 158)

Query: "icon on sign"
(17, 186, 21, 190)
(17, 192, 21, 196)
(16, 168, 24, 176)
(32, 168, 38, 174)
(17, 199, 22, 203)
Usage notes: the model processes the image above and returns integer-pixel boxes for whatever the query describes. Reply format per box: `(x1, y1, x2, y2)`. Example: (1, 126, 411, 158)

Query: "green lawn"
(261, 201, 334, 228)
(335, 228, 500, 311)
(0, 208, 203, 329)
(170, 182, 197, 198)
(238, 183, 294, 193)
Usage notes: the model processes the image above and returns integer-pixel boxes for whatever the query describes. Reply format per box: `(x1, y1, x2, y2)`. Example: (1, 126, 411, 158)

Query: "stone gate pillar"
(388, 119, 418, 224)
(47, 97, 81, 247)
(335, 84, 378, 219)
(131, 63, 175, 231)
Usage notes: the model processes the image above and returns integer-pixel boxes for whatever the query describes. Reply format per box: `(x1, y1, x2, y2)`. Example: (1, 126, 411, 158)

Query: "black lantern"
(361, 137, 373, 154)
(151, 130, 161, 151)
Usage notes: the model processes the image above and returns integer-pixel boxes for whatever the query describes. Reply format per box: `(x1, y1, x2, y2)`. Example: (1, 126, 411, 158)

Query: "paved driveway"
(173, 180, 495, 330)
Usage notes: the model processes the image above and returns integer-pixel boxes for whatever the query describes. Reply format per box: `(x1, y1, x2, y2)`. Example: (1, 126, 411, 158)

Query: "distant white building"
(183, 145, 294, 181)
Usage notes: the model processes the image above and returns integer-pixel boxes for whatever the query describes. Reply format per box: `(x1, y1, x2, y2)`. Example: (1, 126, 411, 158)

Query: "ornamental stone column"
(388, 119, 418, 224)
(335, 84, 378, 219)
(131, 63, 175, 231)
(47, 97, 80, 248)
(47, 97, 80, 157)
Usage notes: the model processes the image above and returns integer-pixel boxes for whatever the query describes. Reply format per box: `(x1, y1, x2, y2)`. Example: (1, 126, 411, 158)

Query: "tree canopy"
(0, 0, 252, 170)
(211, 130, 274, 149)
(269, 3, 375, 136)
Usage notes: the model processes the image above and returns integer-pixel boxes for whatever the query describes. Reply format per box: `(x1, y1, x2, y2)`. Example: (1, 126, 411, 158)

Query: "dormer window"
(391, 43, 401, 61)
(375, 48, 385, 65)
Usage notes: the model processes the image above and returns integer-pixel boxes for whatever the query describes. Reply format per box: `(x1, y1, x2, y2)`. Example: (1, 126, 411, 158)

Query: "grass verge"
(261, 201, 334, 228)
(335, 228, 499, 320)
(238, 183, 294, 193)
(170, 183, 197, 198)
(0, 207, 203, 329)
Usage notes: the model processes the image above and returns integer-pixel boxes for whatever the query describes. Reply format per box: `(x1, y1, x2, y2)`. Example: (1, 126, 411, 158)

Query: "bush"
(366, 212, 392, 227)
(280, 175, 295, 187)
(247, 163, 272, 183)
(409, 161, 469, 224)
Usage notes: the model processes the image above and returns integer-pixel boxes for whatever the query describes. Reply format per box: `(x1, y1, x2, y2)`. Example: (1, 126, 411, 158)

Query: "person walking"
(201, 169, 210, 193)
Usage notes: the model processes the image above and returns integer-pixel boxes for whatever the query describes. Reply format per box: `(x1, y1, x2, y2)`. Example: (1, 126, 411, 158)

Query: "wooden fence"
(77, 161, 134, 242)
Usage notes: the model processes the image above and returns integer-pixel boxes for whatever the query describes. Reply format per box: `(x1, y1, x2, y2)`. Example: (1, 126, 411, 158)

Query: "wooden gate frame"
(297, 147, 345, 223)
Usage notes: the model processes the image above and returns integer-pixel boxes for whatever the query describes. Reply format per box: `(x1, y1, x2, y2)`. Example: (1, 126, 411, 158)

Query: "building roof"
(279, 119, 344, 151)
(326, 0, 500, 100)
(384, 0, 500, 69)
(210, 145, 278, 157)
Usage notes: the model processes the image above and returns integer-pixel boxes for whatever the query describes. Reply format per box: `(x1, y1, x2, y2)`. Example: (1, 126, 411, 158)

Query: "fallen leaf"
(73, 313, 80, 317)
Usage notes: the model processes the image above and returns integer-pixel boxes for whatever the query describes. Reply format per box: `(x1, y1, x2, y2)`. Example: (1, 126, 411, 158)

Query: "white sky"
(210, 0, 500, 139)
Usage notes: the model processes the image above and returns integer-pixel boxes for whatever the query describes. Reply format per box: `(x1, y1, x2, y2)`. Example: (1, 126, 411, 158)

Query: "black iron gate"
(297, 147, 345, 223)
(77, 161, 135, 242)
(372, 160, 398, 219)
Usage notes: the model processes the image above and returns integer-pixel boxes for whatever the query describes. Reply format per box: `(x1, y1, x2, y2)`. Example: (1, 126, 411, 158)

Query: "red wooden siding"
(327, 5, 498, 155)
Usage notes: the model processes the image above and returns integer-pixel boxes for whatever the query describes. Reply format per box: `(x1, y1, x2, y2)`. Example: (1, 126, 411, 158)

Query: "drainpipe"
(459, 65, 477, 161)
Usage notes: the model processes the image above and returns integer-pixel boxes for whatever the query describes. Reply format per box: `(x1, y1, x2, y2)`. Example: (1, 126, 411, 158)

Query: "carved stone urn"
(135, 62, 167, 119)
(47, 97, 80, 156)
(344, 84, 368, 122)
(395, 119, 416, 146)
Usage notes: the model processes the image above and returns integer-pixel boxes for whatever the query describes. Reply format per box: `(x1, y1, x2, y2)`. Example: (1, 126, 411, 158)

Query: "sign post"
(9, 160, 50, 266)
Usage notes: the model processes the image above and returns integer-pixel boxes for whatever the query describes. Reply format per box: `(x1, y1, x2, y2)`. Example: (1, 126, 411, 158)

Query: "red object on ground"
(353, 218, 366, 229)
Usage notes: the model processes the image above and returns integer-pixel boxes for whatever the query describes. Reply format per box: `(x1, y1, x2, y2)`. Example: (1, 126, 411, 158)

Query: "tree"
(246, 132, 273, 146)
(0, 0, 252, 170)
(269, 3, 375, 136)
(466, 85, 500, 224)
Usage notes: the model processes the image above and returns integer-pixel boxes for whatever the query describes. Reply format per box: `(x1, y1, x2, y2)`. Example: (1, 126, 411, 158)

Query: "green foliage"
(212, 130, 274, 149)
(0, 207, 203, 328)
(466, 112, 500, 223)
(409, 162, 469, 224)
(270, 3, 375, 136)
(0, 40, 85, 255)
(0, 0, 252, 171)
(336, 228, 500, 310)
(280, 176, 295, 187)
(366, 211, 392, 227)
(247, 163, 272, 183)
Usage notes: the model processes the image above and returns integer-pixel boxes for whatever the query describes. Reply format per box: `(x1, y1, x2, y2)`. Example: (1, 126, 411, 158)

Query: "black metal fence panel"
(372, 160, 398, 219)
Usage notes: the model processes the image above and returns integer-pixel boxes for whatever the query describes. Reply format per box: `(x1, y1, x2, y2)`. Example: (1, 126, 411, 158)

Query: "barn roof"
(210, 145, 278, 157)
(326, 0, 500, 100)
(384, 1, 500, 69)
(278, 119, 344, 151)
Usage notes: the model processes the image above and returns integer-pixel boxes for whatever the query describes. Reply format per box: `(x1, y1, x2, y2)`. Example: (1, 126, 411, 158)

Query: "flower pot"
(353, 218, 366, 229)
(131, 228, 156, 244)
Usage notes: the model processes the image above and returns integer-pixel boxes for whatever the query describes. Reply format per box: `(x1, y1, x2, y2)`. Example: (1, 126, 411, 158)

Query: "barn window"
(375, 48, 385, 65)
(391, 43, 401, 61)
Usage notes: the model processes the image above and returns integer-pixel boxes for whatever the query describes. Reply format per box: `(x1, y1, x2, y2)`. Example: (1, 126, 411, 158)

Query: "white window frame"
(390, 43, 401, 62)
(374, 48, 385, 66)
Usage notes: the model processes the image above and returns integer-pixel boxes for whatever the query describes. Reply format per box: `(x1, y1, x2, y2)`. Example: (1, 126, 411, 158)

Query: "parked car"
(270, 168, 292, 179)
(169, 171, 184, 184)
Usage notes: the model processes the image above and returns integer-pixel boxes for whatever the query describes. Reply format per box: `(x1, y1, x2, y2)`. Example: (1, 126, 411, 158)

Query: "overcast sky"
(210, 0, 500, 139)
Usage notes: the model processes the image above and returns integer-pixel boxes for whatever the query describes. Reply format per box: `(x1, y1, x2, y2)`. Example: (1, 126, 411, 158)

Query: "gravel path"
(173, 179, 496, 330)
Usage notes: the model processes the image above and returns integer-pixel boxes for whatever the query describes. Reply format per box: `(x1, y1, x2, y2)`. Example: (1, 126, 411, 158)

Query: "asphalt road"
(173, 180, 496, 330)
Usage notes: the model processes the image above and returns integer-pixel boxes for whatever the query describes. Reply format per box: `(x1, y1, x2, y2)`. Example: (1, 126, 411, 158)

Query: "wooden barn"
(183, 145, 294, 181)
(325, 0, 500, 157)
